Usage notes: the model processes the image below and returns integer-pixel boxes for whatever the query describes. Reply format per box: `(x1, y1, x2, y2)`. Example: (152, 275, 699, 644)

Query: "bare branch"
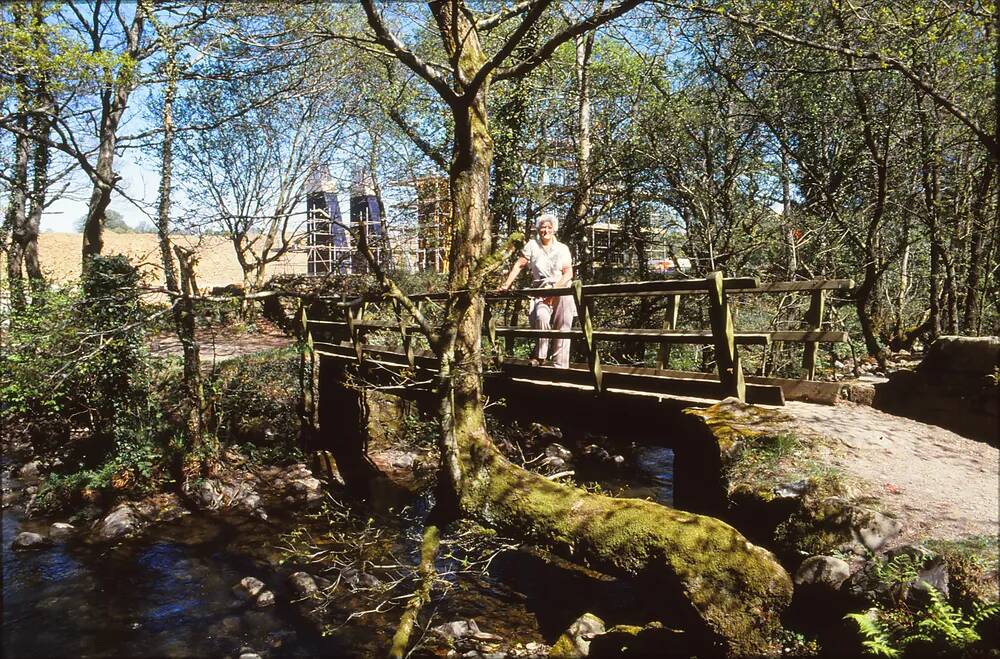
(495, 0, 644, 82)
(477, 0, 537, 31)
(359, 0, 461, 107)
(464, 0, 552, 100)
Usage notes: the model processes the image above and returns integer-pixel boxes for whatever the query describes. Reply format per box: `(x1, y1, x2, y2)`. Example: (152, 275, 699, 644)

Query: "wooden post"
(484, 301, 499, 363)
(802, 289, 825, 380)
(346, 300, 366, 363)
(504, 297, 517, 356)
(705, 271, 745, 401)
(393, 299, 415, 369)
(297, 300, 318, 444)
(656, 294, 680, 369)
(571, 280, 602, 392)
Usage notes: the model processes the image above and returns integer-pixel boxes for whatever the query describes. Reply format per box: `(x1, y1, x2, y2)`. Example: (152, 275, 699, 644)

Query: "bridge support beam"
(316, 355, 385, 496)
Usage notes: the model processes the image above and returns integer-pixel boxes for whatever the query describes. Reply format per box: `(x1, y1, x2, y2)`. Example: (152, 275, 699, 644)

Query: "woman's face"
(538, 220, 554, 243)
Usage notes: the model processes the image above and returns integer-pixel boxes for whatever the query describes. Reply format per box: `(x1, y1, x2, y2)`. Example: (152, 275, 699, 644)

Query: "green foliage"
(79, 255, 147, 438)
(210, 347, 301, 451)
(73, 209, 134, 233)
(2, 256, 150, 448)
(846, 610, 901, 657)
(0, 2, 136, 100)
(1, 283, 82, 432)
(399, 414, 437, 452)
(873, 553, 922, 589)
(2, 256, 189, 509)
(846, 588, 1000, 657)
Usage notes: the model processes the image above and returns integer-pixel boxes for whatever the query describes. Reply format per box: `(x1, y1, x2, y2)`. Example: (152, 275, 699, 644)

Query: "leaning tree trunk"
(6, 3, 31, 312)
(81, 9, 145, 265)
(423, 4, 792, 655)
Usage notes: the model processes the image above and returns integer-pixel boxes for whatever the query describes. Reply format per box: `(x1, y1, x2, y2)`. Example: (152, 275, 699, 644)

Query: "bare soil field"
(28, 233, 307, 291)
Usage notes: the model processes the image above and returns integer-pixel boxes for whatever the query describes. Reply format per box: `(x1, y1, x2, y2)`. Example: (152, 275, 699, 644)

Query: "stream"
(2, 447, 674, 658)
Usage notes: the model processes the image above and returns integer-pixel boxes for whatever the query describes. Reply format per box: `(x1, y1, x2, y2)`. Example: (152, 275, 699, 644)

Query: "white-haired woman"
(498, 213, 576, 368)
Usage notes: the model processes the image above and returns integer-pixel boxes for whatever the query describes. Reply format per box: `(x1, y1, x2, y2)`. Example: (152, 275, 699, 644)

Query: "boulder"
(920, 335, 1000, 376)
(431, 619, 500, 642)
(539, 456, 568, 472)
(94, 504, 140, 542)
(235, 576, 266, 599)
(794, 555, 852, 590)
(288, 571, 318, 598)
(49, 522, 75, 541)
(11, 531, 49, 550)
(550, 613, 605, 658)
(531, 423, 563, 442)
(545, 443, 573, 462)
(339, 566, 381, 589)
(18, 461, 41, 483)
(852, 510, 902, 552)
(255, 590, 276, 608)
(581, 444, 610, 464)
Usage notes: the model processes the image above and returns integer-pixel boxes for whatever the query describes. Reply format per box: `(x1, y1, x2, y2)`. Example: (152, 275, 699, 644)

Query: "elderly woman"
(498, 213, 575, 368)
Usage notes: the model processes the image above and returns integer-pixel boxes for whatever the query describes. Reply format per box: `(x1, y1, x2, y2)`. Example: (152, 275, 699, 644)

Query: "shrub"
(210, 347, 301, 454)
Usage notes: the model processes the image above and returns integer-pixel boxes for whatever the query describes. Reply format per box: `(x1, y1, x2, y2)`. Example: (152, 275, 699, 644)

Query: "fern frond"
(845, 610, 901, 657)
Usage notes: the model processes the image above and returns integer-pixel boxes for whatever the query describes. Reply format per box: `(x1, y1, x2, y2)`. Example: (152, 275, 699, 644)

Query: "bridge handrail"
(302, 274, 854, 403)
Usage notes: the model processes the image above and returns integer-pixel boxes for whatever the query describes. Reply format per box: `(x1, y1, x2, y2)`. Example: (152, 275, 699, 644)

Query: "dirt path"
(149, 325, 294, 364)
(785, 400, 999, 544)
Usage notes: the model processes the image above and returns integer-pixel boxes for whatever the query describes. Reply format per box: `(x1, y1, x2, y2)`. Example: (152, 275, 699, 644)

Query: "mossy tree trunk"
(358, 3, 791, 654)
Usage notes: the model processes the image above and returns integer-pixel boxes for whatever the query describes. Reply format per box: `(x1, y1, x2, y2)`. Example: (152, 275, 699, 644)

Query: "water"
(2, 507, 347, 658)
(582, 446, 674, 506)
(2, 445, 677, 658)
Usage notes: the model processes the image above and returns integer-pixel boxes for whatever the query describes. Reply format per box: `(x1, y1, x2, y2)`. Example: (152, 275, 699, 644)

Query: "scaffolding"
(413, 175, 452, 273)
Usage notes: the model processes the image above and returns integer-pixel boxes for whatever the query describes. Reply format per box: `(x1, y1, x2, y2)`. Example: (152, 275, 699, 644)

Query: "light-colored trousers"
(529, 295, 575, 368)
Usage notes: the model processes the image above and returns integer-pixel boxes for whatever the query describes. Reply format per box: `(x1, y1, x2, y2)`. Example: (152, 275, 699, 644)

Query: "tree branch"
(464, 0, 552, 101)
(359, 0, 461, 107)
(680, 3, 999, 161)
(495, 0, 643, 82)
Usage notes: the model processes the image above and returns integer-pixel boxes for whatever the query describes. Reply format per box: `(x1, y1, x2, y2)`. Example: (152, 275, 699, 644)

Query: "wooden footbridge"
(298, 273, 853, 408)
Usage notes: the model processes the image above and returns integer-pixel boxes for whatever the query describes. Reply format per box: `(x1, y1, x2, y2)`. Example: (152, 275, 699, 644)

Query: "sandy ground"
(785, 400, 999, 544)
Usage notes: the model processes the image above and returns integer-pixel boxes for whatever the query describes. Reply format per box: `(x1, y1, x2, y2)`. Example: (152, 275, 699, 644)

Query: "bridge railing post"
(656, 294, 680, 369)
(297, 300, 318, 441)
(705, 271, 746, 402)
(392, 299, 417, 369)
(801, 289, 825, 380)
(484, 301, 500, 365)
(345, 295, 366, 363)
(571, 280, 603, 392)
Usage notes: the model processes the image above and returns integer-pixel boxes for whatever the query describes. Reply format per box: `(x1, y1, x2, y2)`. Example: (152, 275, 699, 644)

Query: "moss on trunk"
(456, 425, 793, 656)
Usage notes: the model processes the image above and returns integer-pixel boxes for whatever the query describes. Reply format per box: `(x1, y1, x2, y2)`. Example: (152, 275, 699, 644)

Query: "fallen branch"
(388, 522, 441, 659)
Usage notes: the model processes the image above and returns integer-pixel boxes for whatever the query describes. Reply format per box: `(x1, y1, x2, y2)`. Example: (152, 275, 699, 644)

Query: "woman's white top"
(522, 238, 572, 287)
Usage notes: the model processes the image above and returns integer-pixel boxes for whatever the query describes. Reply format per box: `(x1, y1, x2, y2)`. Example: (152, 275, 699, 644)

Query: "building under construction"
(411, 175, 452, 273)
(303, 167, 391, 275)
